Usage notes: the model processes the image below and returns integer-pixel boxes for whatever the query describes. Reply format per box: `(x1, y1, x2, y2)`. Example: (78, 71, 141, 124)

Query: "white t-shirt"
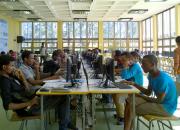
(40, 47, 46, 56)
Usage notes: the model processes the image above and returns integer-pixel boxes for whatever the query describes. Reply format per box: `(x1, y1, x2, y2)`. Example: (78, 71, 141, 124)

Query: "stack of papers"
(43, 79, 71, 91)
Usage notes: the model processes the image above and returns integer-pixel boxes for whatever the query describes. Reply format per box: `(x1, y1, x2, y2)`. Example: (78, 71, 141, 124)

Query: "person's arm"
(33, 61, 40, 80)
(124, 81, 152, 96)
(120, 64, 139, 80)
(8, 96, 39, 110)
(27, 75, 60, 85)
(140, 92, 165, 103)
(174, 49, 179, 75)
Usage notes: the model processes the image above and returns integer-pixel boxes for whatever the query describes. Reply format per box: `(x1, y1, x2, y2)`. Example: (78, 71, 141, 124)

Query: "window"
(142, 17, 153, 52)
(21, 22, 57, 53)
(62, 21, 98, 51)
(157, 7, 176, 56)
(104, 21, 139, 52)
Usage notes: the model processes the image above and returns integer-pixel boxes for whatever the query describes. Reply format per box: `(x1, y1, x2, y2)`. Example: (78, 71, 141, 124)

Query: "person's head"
(1, 51, 6, 55)
(21, 50, 34, 66)
(0, 55, 15, 75)
(52, 50, 61, 61)
(141, 54, 158, 73)
(120, 52, 133, 66)
(41, 42, 45, 47)
(9, 50, 13, 54)
(175, 36, 180, 47)
(130, 51, 140, 63)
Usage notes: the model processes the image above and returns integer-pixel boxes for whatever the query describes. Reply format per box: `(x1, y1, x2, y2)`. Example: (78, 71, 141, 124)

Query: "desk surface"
(36, 79, 140, 95)
(36, 80, 89, 95)
(88, 79, 140, 94)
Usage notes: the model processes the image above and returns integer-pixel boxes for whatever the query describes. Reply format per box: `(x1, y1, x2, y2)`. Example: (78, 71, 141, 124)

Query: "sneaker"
(116, 117, 124, 125)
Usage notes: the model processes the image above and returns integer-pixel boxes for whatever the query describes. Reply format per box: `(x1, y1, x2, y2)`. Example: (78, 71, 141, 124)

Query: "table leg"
(41, 95, 45, 130)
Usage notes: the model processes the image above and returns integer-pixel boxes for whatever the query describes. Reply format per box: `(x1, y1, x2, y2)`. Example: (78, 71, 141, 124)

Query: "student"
(124, 55, 177, 130)
(120, 51, 143, 85)
(112, 52, 143, 125)
(0, 55, 76, 130)
(19, 50, 59, 86)
(43, 50, 64, 75)
(174, 36, 180, 83)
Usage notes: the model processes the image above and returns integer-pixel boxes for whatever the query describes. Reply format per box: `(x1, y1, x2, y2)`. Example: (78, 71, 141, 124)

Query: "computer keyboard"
(113, 82, 132, 89)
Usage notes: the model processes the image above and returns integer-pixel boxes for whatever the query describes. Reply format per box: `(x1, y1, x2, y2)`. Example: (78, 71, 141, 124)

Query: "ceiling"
(0, 0, 179, 21)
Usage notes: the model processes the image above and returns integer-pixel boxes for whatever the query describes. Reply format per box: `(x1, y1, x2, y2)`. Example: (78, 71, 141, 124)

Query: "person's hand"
(29, 96, 39, 106)
(120, 80, 136, 86)
(33, 61, 40, 71)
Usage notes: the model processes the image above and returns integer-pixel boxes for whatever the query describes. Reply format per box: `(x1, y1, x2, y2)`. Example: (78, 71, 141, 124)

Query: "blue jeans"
(30, 96, 70, 130)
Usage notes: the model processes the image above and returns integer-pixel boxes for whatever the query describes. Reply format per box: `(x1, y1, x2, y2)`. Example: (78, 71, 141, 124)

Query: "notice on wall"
(0, 19, 8, 53)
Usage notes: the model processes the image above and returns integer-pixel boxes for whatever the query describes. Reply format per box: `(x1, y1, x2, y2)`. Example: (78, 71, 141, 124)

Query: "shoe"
(67, 122, 78, 130)
(116, 117, 124, 125)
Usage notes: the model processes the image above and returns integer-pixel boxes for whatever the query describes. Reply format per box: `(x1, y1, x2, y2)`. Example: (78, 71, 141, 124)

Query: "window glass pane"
(146, 19, 150, 40)
(109, 22, 114, 38)
(132, 22, 138, 38)
(120, 22, 127, 38)
(34, 22, 46, 39)
(171, 8, 176, 37)
(103, 22, 109, 38)
(21, 22, 32, 39)
(74, 22, 80, 38)
(128, 22, 133, 38)
(115, 22, 120, 38)
(158, 14, 162, 39)
(47, 22, 57, 38)
(81, 22, 86, 38)
(163, 10, 170, 38)
(150, 18, 153, 40)
(63, 22, 68, 38)
(164, 40, 170, 46)
(93, 22, 98, 38)
(143, 21, 145, 41)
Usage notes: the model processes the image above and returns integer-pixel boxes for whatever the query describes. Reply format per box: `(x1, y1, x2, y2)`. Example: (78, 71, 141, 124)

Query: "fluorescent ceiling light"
(128, 9, 148, 14)
(118, 18, 133, 21)
(74, 18, 87, 21)
(13, 10, 32, 15)
(145, 0, 167, 2)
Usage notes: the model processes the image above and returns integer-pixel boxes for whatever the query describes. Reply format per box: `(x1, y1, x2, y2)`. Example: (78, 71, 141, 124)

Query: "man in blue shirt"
(124, 54, 177, 130)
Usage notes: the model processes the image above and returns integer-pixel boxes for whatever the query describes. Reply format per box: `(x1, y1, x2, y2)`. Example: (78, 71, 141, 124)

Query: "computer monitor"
(66, 56, 72, 82)
(105, 58, 115, 82)
(102, 58, 115, 87)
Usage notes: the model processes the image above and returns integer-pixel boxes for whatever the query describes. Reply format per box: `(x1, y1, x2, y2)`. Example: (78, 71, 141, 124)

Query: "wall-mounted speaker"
(17, 36, 25, 43)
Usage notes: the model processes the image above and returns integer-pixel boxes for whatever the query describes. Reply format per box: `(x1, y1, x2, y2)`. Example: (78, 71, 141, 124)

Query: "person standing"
(174, 36, 180, 84)
(40, 42, 47, 65)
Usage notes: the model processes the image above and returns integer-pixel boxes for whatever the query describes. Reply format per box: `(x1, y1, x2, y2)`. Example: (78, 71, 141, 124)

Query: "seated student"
(43, 50, 63, 75)
(112, 51, 143, 125)
(0, 55, 74, 130)
(120, 51, 143, 85)
(19, 50, 59, 86)
(124, 55, 177, 130)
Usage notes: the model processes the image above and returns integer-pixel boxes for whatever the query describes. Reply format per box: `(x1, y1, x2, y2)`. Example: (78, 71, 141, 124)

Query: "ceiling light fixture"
(72, 10, 90, 14)
(13, 10, 32, 15)
(0, 0, 17, 2)
(118, 18, 133, 21)
(128, 9, 148, 14)
(145, 0, 167, 2)
(74, 18, 87, 21)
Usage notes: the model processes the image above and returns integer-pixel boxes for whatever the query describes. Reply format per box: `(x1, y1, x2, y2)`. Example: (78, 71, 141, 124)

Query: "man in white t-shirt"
(40, 42, 47, 65)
